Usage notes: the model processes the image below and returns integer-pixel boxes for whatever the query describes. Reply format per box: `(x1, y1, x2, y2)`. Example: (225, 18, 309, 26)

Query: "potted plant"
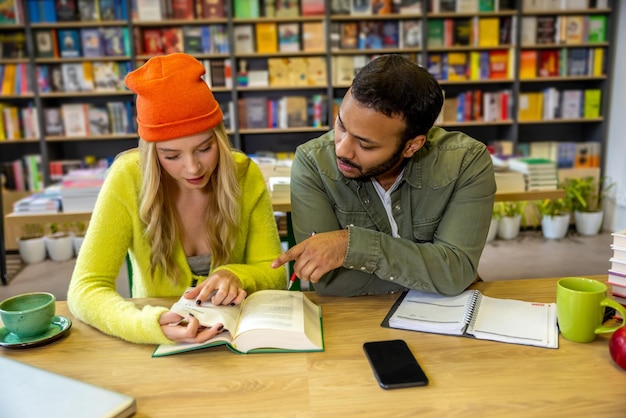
(71, 221, 87, 255)
(17, 223, 47, 264)
(535, 198, 571, 240)
(45, 222, 74, 262)
(562, 176, 615, 236)
(495, 201, 528, 240)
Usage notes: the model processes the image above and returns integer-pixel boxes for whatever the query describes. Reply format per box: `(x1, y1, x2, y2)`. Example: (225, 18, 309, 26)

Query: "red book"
(200, 0, 225, 18)
(538, 49, 560, 77)
(171, 0, 194, 19)
(488, 50, 508, 79)
(142, 29, 164, 54)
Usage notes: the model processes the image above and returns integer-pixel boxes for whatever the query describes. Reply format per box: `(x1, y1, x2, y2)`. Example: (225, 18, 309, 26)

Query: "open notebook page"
(467, 295, 558, 348)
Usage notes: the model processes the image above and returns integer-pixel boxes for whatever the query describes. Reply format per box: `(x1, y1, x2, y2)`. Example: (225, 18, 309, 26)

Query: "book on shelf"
(488, 49, 509, 79)
(583, 89, 601, 119)
(98, 0, 116, 20)
(426, 19, 444, 48)
(61, 103, 89, 137)
(101, 27, 128, 56)
(255, 22, 278, 53)
(286, 57, 308, 86)
(452, 18, 472, 46)
(152, 290, 324, 357)
(233, 24, 254, 54)
(382, 289, 558, 349)
(199, 0, 226, 18)
(521, 16, 537, 46)
(245, 97, 268, 129)
(447, 52, 468, 81)
(278, 22, 300, 53)
(93, 61, 123, 91)
(380, 20, 399, 48)
(234, 0, 259, 18)
(587, 15, 607, 43)
(536, 15, 557, 45)
(400, 20, 421, 48)
(171, 0, 194, 19)
(285, 96, 308, 128)
(12, 193, 61, 215)
(340, 22, 358, 49)
(182, 26, 203, 54)
(305, 57, 327, 86)
(301, 0, 325, 15)
(43, 107, 64, 136)
(33, 29, 57, 58)
(246, 59, 269, 87)
(350, 0, 371, 15)
(507, 157, 556, 174)
(302, 21, 325, 52)
(517, 92, 542, 121)
(561, 89, 583, 119)
(58, 28, 81, 58)
(275, 0, 299, 17)
(538, 49, 559, 77)
(142, 28, 164, 54)
(519, 50, 537, 79)
(56, 0, 78, 21)
(135, 0, 163, 20)
(456, 0, 478, 12)
(80, 28, 104, 57)
(358, 21, 384, 49)
(61, 62, 85, 92)
(162, 27, 183, 54)
(78, 0, 99, 21)
(87, 106, 111, 135)
(478, 17, 500, 47)
(562, 15, 585, 44)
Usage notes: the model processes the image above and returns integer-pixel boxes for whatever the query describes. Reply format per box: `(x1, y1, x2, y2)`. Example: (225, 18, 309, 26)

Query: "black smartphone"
(363, 339, 429, 389)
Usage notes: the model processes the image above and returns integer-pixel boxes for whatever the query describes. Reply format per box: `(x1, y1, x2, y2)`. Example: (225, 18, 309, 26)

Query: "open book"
(382, 289, 558, 349)
(153, 290, 324, 357)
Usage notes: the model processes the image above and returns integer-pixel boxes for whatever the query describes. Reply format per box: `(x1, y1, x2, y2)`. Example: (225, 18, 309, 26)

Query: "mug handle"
(595, 298, 626, 334)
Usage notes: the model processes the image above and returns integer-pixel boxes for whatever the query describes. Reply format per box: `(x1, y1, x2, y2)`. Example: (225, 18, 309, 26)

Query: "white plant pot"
(497, 215, 521, 240)
(574, 211, 604, 236)
(541, 214, 570, 240)
(17, 237, 47, 264)
(486, 218, 498, 242)
(72, 235, 85, 255)
(45, 235, 74, 262)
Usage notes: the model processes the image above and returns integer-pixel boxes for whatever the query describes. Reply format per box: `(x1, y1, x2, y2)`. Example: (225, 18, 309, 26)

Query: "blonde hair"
(138, 123, 240, 283)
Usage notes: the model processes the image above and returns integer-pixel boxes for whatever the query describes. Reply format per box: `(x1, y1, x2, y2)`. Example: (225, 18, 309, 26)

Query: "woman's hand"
(159, 311, 224, 343)
(184, 270, 247, 306)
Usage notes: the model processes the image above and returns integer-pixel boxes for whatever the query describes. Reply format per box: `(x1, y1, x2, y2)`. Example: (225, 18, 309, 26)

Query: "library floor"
(0, 229, 614, 302)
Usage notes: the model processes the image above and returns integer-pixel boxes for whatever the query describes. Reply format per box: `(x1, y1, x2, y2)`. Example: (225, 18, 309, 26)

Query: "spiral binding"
(462, 290, 482, 328)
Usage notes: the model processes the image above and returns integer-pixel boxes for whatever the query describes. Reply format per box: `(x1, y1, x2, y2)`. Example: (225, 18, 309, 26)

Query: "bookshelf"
(0, 0, 619, 259)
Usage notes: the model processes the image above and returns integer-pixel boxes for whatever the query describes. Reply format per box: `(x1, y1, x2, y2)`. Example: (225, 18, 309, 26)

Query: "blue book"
(41, 0, 57, 22)
(80, 28, 104, 57)
(57, 29, 81, 58)
(27, 0, 41, 23)
(98, 0, 116, 20)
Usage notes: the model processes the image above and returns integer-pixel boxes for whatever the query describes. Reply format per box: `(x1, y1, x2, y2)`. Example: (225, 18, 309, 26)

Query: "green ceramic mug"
(556, 277, 626, 343)
(0, 292, 56, 339)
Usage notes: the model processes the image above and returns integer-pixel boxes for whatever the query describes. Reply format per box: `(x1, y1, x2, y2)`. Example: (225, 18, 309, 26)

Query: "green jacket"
(291, 127, 496, 297)
(68, 150, 286, 344)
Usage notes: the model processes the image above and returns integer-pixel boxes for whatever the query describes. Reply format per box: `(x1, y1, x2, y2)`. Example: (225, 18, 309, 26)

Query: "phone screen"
(363, 340, 429, 389)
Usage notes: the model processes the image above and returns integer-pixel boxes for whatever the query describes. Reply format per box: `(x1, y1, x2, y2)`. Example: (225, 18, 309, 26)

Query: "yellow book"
(478, 18, 500, 47)
(592, 48, 604, 76)
(255, 22, 278, 53)
(305, 57, 327, 86)
(469, 51, 481, 80)
(1, 64, 17, 95)
(518, 92, 543, 121)
(287, 57, 308, 86)
(519, 50, 537, 79)
(0, 103, 5, 140)
(583, 89, 601, 119)
(447, 52, 468, 81)
(268, 58, 289, 86)
(82, 61, 94, 91)
(302, 21, 325, 52)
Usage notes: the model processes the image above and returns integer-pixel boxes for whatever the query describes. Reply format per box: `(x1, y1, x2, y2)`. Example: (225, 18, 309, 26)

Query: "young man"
(272, 55, 496, 297)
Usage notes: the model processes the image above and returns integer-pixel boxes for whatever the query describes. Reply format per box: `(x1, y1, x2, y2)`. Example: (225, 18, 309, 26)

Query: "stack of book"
(12, 187, 61, 215)
(59, 168, 107, 212)
(609, 230, 626, 311)
(507, 157, 558, 191)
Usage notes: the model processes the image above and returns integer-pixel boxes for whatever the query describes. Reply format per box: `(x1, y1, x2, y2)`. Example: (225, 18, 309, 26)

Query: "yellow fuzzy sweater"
(67, 150, 286, 344)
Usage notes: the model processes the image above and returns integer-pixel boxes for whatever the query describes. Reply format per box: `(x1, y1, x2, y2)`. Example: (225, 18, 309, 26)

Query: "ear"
(402, 135, 426, 158)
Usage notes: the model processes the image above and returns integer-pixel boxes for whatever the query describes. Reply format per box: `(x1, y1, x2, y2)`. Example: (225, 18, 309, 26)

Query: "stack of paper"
(13, 189, 61, 214)
(609, 230, 626, 313)
(60, 168, 107, 212)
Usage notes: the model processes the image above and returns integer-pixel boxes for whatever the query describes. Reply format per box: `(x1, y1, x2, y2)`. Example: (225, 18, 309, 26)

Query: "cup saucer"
(0, 315, 72, 349)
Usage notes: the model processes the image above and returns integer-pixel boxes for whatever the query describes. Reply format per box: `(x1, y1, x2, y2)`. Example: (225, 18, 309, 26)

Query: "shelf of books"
(0, 0, 617, 200)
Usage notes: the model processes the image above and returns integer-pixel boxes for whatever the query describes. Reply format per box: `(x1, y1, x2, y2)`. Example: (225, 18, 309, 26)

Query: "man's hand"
(271, 230, 348, 283)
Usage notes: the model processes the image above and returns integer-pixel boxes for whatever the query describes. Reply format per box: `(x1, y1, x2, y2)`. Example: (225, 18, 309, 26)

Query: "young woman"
(68, 53, 286, 344)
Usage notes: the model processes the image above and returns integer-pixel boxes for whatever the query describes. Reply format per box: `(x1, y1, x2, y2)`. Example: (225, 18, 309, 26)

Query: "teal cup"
(0, 292, 56, 339)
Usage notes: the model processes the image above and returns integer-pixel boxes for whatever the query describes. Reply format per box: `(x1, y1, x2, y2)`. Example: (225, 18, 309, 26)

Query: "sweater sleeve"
(67, 154, 172, 345)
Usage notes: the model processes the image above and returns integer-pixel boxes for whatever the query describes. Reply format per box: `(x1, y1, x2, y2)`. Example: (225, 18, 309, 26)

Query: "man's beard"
(337, 143, 406, 181)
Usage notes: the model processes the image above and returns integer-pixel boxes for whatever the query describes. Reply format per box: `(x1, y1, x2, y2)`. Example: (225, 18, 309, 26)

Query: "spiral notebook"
(381, 289, 558, 348)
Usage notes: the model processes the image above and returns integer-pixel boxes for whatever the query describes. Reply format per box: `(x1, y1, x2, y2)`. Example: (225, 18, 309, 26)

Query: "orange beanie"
(125, 53, 223, 142)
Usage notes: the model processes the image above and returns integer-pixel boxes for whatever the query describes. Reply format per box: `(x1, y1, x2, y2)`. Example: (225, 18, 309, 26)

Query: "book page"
(170, 296, 241, 333)
(233, 290, 323, 352)
(387, 290, 475, 335)
(467, 296, 558, 348)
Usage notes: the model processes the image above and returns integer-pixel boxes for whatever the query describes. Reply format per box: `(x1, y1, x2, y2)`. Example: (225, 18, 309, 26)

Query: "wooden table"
(1, 275, 623, 417)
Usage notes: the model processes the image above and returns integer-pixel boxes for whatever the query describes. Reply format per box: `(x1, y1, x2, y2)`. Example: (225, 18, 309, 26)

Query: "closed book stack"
(507, 157, 558, 191)
(609, 230, 626, 314)
(12, 190, 62, 215)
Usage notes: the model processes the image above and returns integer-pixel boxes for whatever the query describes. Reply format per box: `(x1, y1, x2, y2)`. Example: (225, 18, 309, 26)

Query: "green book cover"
(587, 15, 607, 43)
(427, 19, 444, 48)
